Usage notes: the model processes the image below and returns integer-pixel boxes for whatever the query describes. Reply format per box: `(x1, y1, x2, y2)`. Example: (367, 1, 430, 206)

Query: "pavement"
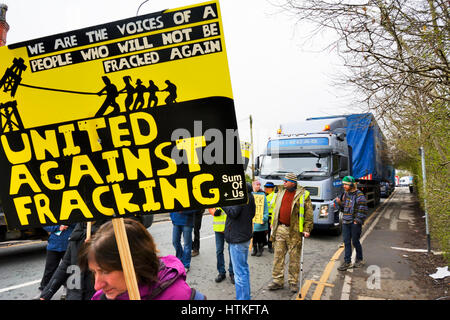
(321, 188, 448, 300)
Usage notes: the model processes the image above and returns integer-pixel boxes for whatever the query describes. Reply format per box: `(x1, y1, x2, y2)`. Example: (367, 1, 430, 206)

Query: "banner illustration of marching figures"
(0, 1, 248, 230)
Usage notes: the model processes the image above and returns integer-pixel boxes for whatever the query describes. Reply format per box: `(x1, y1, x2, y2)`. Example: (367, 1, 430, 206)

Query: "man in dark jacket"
(223, 183, 255, 300)
(39, 221, 103, 300)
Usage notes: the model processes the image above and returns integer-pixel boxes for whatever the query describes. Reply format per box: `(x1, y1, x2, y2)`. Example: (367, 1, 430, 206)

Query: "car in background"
(399, 176, 413, 187)
(380, 181, 392, 197)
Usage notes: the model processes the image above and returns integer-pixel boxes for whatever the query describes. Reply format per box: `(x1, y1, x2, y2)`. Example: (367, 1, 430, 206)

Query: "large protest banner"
(0, 0, 248, 230)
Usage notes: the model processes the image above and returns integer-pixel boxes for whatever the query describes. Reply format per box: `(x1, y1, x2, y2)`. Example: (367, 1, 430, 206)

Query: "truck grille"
(305, 186, 319, 196)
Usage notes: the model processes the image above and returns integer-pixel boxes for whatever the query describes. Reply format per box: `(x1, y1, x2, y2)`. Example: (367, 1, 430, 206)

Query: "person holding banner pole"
(251, 180, 269, 257)
(39, 216, 150, 300)
(79, 218, 204, 300)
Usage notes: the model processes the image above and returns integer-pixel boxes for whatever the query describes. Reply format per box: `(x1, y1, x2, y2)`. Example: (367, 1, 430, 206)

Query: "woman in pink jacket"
(78, 218, 205, 300)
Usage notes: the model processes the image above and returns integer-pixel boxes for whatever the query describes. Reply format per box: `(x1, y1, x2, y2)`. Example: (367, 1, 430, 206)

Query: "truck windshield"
(260, 153, 330, 180)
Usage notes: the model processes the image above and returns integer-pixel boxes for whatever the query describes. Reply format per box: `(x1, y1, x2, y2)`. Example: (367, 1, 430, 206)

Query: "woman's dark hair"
(78, 218, 160, 285)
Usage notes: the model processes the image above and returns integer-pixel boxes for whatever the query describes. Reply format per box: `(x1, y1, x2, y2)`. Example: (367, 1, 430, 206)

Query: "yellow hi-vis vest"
(267, 192, 277, 213)
(298, 190, 310, 233)
(267, 192, 277, 226)
(212, 207, 226, 233)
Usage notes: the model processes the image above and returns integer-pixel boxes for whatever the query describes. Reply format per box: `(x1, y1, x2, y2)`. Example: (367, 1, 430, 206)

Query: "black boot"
(215, 273, 226, 283)
(251, 243, 257, 256)
(256, 243, 263, 257)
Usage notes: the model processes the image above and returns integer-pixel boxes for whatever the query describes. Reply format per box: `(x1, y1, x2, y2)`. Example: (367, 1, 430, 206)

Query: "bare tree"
(279, 0, 449, 259)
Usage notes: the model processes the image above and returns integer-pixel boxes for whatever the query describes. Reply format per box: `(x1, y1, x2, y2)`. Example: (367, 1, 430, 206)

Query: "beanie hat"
(284, 172, 297, 183)
(342, 176, 356, 185)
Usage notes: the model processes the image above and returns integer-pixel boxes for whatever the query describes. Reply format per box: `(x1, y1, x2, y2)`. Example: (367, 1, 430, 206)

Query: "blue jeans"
(172, 224, 193, 268)
(215, 232, 233, 275)
(342, 223, 363, 263)
(229, 240, 251, 300)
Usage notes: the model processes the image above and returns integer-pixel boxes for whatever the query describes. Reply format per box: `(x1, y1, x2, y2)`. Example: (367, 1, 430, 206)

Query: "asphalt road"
(0, 198, 385, 300)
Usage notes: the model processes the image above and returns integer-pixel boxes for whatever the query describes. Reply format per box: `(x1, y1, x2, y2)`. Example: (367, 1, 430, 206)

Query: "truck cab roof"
(279, 117, 347, 135)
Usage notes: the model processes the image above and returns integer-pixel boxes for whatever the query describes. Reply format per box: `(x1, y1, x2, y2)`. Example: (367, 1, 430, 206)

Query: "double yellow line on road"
(296, 191, 396, 300)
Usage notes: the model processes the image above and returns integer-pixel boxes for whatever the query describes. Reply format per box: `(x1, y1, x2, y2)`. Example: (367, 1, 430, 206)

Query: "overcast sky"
(3, 0, 360, 156)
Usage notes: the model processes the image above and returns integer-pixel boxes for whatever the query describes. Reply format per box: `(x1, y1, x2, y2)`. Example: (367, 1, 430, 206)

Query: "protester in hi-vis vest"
(251, 180, 269, 257)
(264, 181, 277, 253)
(208, 207, 234, 284)
(267, 172, 314, 293)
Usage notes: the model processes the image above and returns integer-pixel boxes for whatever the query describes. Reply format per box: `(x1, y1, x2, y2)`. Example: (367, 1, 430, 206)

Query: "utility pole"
(419, 146, 431, 253)
(250, 115, 254, 180)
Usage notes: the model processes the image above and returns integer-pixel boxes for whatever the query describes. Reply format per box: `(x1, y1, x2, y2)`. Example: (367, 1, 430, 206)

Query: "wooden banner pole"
(112, 217, 141, 300)
(86, 221, 92, 241)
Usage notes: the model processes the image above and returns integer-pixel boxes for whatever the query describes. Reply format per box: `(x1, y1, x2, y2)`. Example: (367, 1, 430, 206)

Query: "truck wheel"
(332, 212, 343, 236)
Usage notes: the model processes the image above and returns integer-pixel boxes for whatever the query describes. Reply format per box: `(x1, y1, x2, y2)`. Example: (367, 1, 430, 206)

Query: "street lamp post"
(419, 146, 431, 253)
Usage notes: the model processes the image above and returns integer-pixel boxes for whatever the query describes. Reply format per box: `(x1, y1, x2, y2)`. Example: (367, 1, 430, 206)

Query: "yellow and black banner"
(0, 1, 247, 229)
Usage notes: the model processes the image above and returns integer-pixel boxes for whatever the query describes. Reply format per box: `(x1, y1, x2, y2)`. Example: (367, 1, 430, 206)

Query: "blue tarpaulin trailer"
(307, 113, 389, 181)
(306, 113, 392, 207)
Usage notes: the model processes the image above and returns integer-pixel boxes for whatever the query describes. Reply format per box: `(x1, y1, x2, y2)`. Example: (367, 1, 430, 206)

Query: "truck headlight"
(319, 205, 329, 218)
